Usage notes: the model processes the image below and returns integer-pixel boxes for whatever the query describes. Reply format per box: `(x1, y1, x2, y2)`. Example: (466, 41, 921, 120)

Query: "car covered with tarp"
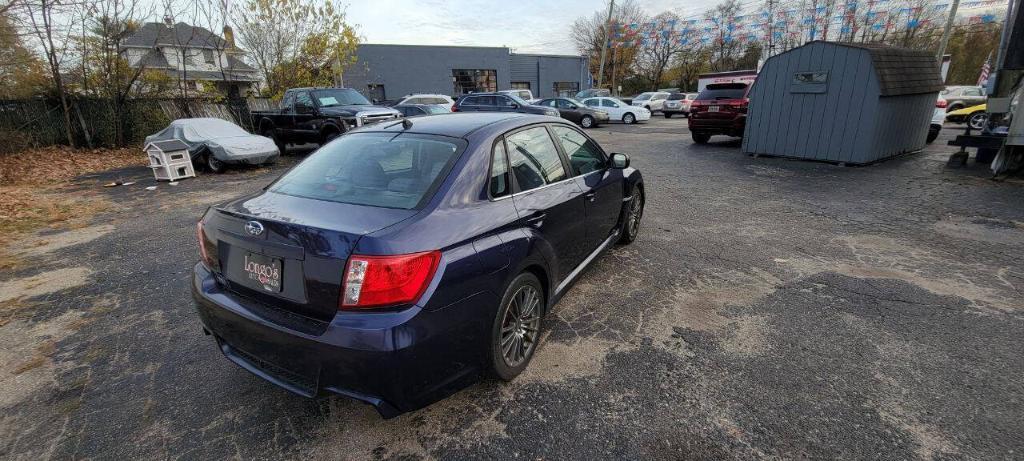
(145, 118, 279, 173)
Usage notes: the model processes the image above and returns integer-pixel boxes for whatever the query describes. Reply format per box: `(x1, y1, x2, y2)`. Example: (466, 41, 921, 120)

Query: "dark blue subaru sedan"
(192, 113, 644, 417)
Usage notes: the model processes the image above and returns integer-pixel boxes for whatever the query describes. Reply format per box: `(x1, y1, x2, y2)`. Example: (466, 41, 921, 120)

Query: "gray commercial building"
(345, 44, 591, 102)
(742, 41, 944, 164)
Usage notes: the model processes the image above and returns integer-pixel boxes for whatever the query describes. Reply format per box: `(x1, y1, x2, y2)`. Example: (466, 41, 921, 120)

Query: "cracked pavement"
(1, 118, 1022, 459)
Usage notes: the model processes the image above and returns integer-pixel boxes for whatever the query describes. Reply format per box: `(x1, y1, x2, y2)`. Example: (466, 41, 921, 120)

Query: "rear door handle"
(583, 191, 596, 202)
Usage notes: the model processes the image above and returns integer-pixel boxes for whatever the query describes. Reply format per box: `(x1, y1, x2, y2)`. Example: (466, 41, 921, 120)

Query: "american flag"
(977, 51, 992, 86)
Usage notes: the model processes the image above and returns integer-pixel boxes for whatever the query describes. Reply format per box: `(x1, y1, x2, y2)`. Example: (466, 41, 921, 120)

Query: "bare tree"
(633, 12, 686, 89)
(81, 0, 153, 144)
(21, 0, 81, 147)
(569, 0, 646, 91)
(706, 0, 744, 72)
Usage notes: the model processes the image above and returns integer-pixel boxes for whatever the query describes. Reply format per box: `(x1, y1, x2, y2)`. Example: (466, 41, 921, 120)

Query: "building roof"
(122, 22, 226, 49)
(155, 69, 260, 82)
(137, 49, 170, 68)
(818, 41, 944, 96)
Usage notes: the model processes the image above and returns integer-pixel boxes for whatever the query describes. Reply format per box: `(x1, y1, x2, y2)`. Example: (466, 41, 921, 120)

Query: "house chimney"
(223, 25, 235, 49)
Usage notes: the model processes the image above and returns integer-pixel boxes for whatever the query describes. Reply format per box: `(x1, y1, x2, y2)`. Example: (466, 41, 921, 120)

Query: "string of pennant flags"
(607, 0, 1006, 48)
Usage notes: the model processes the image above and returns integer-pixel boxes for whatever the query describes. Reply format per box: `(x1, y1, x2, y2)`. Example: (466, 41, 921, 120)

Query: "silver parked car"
(145, 118, 280, 173)
(941, 86, 987, 112)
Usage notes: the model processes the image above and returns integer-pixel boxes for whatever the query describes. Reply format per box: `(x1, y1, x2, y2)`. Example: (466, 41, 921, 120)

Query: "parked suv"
(687, 82, 750, 143)
(452, 92, 559, 117)
(941, 86, 986, 112)
(662, 92, 698, 118)
(631, 92, 670, 112)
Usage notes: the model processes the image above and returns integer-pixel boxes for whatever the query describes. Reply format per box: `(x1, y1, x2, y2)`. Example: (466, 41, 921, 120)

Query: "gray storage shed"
(742, 41, 944, 164)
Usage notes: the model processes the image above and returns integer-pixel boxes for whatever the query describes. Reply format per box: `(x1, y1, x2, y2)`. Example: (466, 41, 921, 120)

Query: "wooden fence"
(0, 97, 276, 153)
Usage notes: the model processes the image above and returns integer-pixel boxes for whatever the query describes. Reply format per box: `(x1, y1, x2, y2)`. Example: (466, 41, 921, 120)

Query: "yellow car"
(945, 104, 988, 129)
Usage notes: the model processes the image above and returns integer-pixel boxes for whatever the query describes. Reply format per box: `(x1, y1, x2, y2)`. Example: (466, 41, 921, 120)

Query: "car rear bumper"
(688, 115, 746, 136)
(191, 263, 488, 418)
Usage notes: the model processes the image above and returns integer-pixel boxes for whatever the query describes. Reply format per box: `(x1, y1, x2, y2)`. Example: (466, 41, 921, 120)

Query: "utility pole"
(936, 0, 961, 60)
(597, 0, 615, 89)
(766, 0, 776, 57)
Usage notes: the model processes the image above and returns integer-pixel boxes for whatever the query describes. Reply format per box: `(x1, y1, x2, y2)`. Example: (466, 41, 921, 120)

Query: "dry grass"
(0, 146, 144, 187)
(0, 298, 37, 328)
(0, 186, 111, 247)
(12, 339, 57, 375)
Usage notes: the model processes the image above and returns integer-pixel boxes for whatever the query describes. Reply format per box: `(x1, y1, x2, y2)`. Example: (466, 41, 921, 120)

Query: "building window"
(511, 81, 531, 90)
(553, 81, 580, 97)
(203, 48, 215, 64)
(452, 69, 497, 95)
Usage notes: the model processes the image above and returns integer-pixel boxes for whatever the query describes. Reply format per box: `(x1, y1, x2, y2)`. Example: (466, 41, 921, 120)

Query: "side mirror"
(610, 153, 630, 169)
(509, 103, 519, 109)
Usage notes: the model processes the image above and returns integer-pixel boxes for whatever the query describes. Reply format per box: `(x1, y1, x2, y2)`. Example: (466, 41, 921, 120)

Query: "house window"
(791, 71, 828, 93)
(511, 81, 531, 90)
(552, 82, 579, 97)
(203, 49, 215, 64)
(452, 69, 497, 96)
(793, 71, 828, 84)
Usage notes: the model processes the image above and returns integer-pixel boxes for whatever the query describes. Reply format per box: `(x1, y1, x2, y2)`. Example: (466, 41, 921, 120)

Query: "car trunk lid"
(204, 191, 417, 322)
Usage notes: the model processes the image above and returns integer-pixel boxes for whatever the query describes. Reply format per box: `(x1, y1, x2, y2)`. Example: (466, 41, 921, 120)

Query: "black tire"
(664, 113, 673, 119)
(580, 115, 595, 128)
(263, 126, 287, 155)
(490, 272, 544, 381)
(622, 112, 636, 124)
(206, 153, 226, 174)
(321, 128, 340, 145)
(618, 186, 644, 244)
(692, 132, 710, 144)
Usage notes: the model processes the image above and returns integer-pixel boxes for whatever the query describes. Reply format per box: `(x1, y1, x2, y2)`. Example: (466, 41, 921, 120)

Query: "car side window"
(601, 99, 618, 108)
(490, 139, 510, 197)
(584, 99, 599, 107)
(964, 88, 982, 96)
(282, 92, 295, 110)
(498, 96, 516, 107)
(506, 126, 567, 191)
(461, 96, 479, 106)
(557, 99, 574, 109)
(295, 91, 314, 108)
(551, 126, 606, 176)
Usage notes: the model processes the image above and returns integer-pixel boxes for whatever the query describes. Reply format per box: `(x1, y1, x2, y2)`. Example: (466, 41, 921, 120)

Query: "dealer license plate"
(240, 252, 282, 292)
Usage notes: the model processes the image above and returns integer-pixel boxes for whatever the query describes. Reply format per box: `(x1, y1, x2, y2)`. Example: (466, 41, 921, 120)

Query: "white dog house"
(144, 139, 195, 181)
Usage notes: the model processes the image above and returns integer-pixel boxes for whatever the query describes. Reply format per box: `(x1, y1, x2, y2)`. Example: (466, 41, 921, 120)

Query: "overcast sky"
(342, 0, 721, 55)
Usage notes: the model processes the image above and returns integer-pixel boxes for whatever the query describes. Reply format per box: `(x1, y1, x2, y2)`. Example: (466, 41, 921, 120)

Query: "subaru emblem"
(245, 221, 264, 236)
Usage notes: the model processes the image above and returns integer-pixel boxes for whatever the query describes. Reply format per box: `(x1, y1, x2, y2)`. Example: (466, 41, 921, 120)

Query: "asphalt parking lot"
(2, 116, 1023, 459)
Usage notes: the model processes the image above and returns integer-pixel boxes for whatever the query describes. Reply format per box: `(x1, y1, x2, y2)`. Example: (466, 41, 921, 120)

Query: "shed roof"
(146, 139, 189, 151)
(814, 41, 944, 96)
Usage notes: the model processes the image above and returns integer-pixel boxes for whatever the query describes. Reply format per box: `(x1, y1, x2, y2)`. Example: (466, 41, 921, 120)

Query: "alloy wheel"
(968, 113, 988, 131)
(623, 113, 635, 124)
(627, 189, 643, 238)
(581, 116, 593, 128)
(500, 285, 541, 367)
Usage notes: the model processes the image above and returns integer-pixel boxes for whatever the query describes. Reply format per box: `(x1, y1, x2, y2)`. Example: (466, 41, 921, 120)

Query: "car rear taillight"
(936, 99, 948, 109)
(737, 100, 749, 114)
(451, 104, 458, 112)
(341, 250, 441, 309)
(690, 101, 705, 113)
(196, 221, 216, 269)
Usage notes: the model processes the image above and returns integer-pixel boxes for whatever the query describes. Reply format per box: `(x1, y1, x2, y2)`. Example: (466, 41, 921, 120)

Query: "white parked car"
(581, 97, 651, 124)
(662, 92, 698, 118)
(394, 94, 455, 108)
(631, 91, 671, 112)
(929, 96, 947, 144)
(499, 89, 535, 102)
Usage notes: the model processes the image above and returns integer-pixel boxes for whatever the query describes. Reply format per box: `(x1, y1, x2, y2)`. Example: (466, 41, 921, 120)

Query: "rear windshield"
(697, 85, 748, 100)
(269, 133, 462, 209)
(667, 93, 685, 100)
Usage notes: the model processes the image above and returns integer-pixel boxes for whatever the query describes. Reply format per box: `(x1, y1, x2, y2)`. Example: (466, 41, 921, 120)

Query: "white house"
(120, 18, 260, 96)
